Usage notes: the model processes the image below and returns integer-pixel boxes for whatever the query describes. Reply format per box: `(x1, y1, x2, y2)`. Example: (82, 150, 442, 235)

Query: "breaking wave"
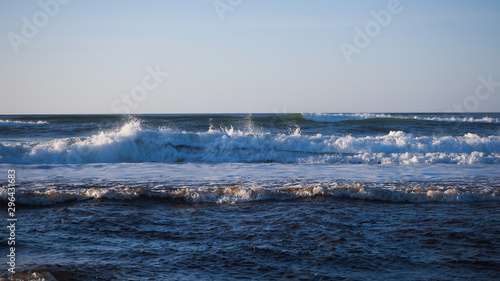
(0, 120, 499, 164)
(2, 182, 498, 206)
(0, 119, 48, 126)
(301, 113, 500, 124)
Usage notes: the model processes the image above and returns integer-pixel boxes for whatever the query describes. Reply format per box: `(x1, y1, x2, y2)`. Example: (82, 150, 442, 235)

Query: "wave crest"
(301, 113, 500, 124)
(1, 120, 499, 164)
(2, 183, 498, 206)
(0, 119, 48, 126)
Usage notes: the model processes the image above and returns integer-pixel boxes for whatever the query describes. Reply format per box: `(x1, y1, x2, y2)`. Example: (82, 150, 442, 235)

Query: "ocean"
(0, 113, 499, 280)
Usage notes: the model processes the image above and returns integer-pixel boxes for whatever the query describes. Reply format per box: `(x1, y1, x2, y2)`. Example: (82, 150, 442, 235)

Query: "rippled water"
(1, 113, 499, 280)
(9, 196, 500, 280)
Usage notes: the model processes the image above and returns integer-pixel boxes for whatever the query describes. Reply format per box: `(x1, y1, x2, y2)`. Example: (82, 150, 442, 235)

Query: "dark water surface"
(8, 198, 499, 280)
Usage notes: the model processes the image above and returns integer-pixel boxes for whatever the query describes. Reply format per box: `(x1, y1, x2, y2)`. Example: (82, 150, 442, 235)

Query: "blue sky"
(1, 0, 500, 114)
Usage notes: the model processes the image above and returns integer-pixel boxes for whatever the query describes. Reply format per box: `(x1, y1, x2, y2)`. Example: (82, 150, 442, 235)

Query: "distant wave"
(0, 119, 48, 126)
(2, 182, 498, 206)
(301, 113, 391, 123)
(0, 120, 499, 164)
(301, 113, 500, 124)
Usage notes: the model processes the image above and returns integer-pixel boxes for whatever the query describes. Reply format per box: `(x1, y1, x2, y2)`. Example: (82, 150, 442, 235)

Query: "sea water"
(0, 113, 499, 280)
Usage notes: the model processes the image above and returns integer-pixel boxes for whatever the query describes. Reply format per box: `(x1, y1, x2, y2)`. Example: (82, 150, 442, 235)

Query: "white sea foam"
(2, 183, 498, 206)
(418, 116, 500, 123)
(0, 119, 48, 126)
(0, 120, 499, 164)
(301, 113, 500, 124)
(301, 113, 391, 122)
(0, 271, 58, 281)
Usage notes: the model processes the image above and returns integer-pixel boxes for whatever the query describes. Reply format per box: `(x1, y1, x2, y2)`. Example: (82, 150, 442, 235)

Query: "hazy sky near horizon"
(1, 0, 500, 114)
